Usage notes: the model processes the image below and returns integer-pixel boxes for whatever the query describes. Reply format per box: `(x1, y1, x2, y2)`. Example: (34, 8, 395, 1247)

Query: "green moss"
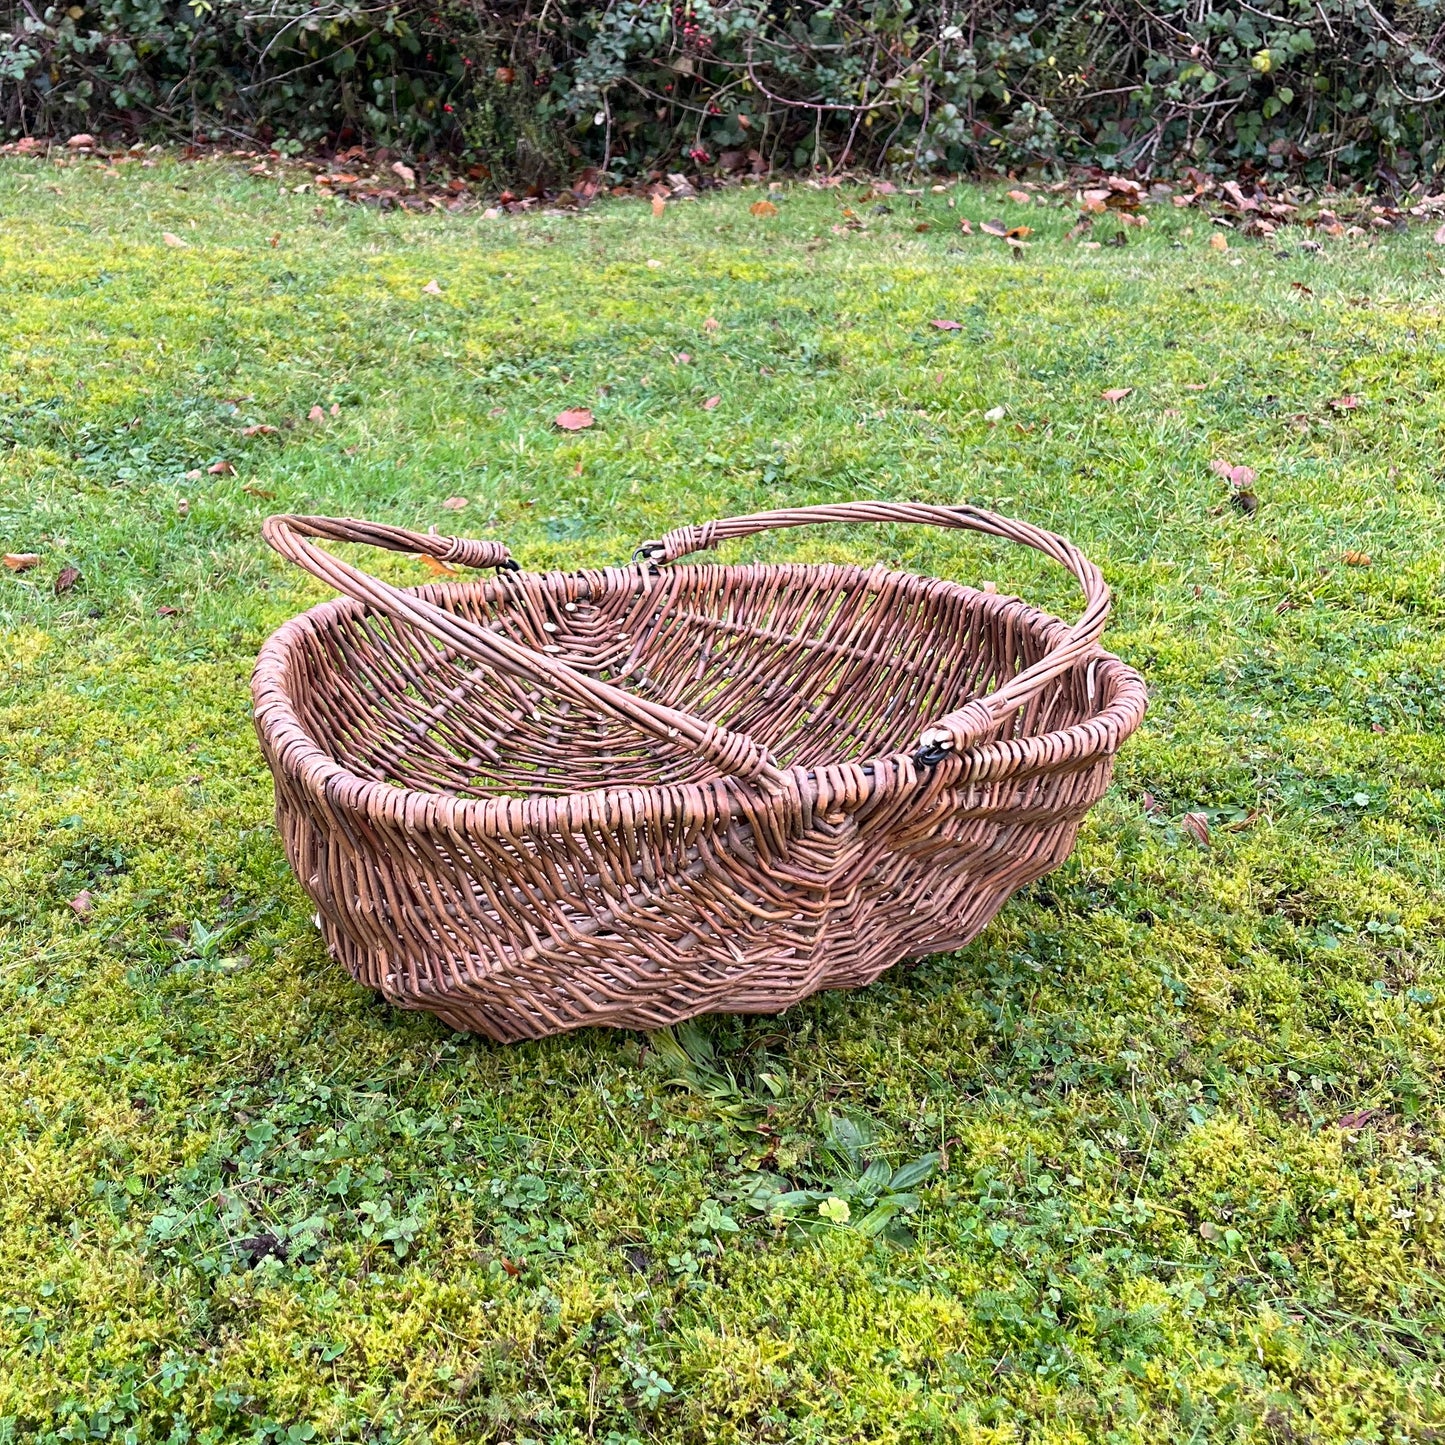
(0, 156, 1443, 1442)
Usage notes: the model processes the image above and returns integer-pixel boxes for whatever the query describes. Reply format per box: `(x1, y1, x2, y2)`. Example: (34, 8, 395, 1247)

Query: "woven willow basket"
(253, 504, 1146, 1042)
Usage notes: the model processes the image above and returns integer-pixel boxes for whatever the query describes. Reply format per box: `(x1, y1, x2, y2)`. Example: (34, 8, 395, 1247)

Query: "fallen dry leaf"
(207, 460, 235, 475)
(1338, 1109, 1378, 1130)
(1006, 225, 1032, 240)
(268, 232, 281, 248)
(1290, 281, 1314, 296)
(419, 555, 458, 576)
(156, 605, 179, 617)
(652, 196, 666, 218)
(391, 160, 416, 188)
(1342, 549, 1372, 566)
(931, 319, 963, 331)
(1006, 189, 1031, 204)
(4, 553, 41, 571)
(308, 405, 326, 423)
(958, 218, 973, 235)
(554, 408, 595, 431)
(702, 395, 721, 410)
(673, 352, 692, 365)
(1183, 382, 1209, 391)
(1141, 791, 1163, 816)
(162, 232, 190, 248)
(703, 316, 720, 333)
(1101, 387, 1133, 403)
(67, 133, 94, 149)
(1328, 394, 1362, 411)
(441, 496, 468, 510)
(422, 279, 442, 295)
(241, 424, 279, 437)
(1209, 233, 1229, 252)
(1435, 221, 1445, 246)
(176, 498, 190, 517)
(1181, 812, 1211, 846)
(750, 199, 778, 218)
(54, 565, 81, 596)
(1210, 460, 1257, 489)
(979, 219, 1008, 237)
(68, 890, 94, 918)
(242, 484, 276, 500)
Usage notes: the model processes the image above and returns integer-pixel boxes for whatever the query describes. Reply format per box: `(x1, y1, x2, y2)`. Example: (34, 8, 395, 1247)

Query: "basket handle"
(634, 501, 1111, 763)
(263, 515, 786, 785)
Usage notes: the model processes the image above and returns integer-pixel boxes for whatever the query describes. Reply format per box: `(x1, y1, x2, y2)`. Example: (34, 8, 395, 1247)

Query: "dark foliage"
(4, 0, 1445, 182)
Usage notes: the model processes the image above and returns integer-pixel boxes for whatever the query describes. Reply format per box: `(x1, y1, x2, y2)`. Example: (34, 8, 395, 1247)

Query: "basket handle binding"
(633, 501, 1112, 765)
(263, 515, 788, 786)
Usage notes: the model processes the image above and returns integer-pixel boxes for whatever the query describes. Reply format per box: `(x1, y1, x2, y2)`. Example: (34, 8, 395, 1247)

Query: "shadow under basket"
(252, 503, 1146, 1042)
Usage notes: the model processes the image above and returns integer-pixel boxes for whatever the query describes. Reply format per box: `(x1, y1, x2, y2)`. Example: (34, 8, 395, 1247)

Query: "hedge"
(3, 0, 1445, 183)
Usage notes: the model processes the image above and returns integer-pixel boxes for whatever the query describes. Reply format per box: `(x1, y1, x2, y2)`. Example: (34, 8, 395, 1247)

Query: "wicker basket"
(253, 504, 1145, 1042)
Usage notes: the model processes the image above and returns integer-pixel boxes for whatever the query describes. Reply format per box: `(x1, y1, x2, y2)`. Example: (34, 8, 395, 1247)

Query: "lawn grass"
(1, 155, 1444, 1444)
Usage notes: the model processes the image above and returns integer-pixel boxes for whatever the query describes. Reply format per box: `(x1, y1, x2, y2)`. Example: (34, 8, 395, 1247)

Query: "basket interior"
(277, 563, 1099, 797)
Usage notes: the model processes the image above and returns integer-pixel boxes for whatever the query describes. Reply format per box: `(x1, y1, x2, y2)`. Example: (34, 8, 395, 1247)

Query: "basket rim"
(252, 563, 1147, 834)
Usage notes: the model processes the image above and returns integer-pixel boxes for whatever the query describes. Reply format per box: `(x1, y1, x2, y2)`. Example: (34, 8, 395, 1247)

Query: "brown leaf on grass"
(1342, 549, 1372, 566)
(703, 316, 720, 333)
(750, 199, 778, 217)
(1435, 221, 1445, 245)
(54, 565, 81, 595)
(1290, 281, 1314, 296)
(176, 498, 190, 517)
(156, 605, 179, 617)
(242, 484, 276, 500)
(1141, 791, 1163, 816)
(1006, 189, 1031, 204)
(68, 890, 94, 918)
(241, 424, 279, 437)
(308, 405, 326, 423)
(1006, 225, 1032, 240)
(1328, 394, 1362, 410)
(1210, 460, 1257, 489)
(419, 555, 458, 576)
(1101, 387, 1133, 403)
(1064, 219, 1093, 242)
(1181, 811, 1211, 846)
(441, 496, 468, 510)
(930, 319, 963, 331)
(651, 195, 666, 218)
(5, 552, 41, 571)
(391, 161, 416, 188)
(702, 395, 721, 410)
(1338, 1109, 1378, 1130)
(1183, 382, 1209, 391)
(979, 218, 1008, 237)
(67, 133, 95, 149)
(268, 233, 281, 248)
(422, 279, 442, 295)
(162, 232, 190, 248)
(554, 408, 595, 431)
(957, 217, 973, 235)
(673, 352, 692, 365)
(207, 460, 235, 475)
(1209, 233, 1229, 252)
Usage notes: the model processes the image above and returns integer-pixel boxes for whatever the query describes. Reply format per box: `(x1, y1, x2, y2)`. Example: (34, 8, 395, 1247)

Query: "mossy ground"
(1, 158, 1444, 1444)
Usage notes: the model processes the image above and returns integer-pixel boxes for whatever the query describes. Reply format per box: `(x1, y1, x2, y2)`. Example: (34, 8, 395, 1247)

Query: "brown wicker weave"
(253, 503, 1145, 1041)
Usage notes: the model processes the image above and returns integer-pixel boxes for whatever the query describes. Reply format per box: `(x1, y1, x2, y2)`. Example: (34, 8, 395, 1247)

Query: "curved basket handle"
(635, 501, 1110, 763)
(263, 515, 784, 785)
